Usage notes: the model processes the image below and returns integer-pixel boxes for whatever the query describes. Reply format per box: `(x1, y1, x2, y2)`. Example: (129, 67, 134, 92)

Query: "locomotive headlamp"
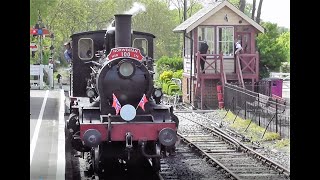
(118, 61, 135, 78)
(153, 88, 163, 104)
(154, 89, 162, 98)
(86, 88, 95, 98)
(158, 128, 177, 147)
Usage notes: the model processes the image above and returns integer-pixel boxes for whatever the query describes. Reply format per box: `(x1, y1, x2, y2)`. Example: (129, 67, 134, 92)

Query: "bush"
(173, 69, 183, 79)
(160, 71, 173, 82)
(156, 56, 183, 77)
(168, 84, 180, 95)
(162, 81, 176, 94)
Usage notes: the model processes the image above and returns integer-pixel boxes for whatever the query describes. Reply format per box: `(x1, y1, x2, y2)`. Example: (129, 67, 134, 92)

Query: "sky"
(193, 0, 290, 29)
(246, 0, 290, 28)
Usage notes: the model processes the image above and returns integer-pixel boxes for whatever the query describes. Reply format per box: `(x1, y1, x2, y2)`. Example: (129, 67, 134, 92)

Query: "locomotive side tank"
(66, 14, 179, 178)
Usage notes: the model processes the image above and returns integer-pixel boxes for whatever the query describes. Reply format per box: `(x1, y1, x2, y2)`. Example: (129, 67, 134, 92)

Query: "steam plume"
(104, 2, 146, 30)
(124, 2, 146, 16)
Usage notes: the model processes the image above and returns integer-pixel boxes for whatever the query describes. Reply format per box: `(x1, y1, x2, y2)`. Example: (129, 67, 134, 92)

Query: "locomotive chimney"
(115, 14, 132, 47)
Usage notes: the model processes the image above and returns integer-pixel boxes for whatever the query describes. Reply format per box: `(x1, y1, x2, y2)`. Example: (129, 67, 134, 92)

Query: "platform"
(30, 88, 65, 180)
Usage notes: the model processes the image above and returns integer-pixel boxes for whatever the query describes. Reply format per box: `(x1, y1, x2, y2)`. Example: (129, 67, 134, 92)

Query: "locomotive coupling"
(140, 141, 161, 158)
(125, 132, 133, 149)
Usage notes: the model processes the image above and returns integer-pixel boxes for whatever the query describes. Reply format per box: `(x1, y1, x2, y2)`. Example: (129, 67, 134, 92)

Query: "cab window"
(78, 38, 94, 60)
(133, 38, 148, 56)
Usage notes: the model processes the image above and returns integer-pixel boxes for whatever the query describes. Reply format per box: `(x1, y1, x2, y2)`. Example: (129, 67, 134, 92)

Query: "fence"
(224, 83, 290, 139)
(30, 64, 54, 89)
(161, 94, 182, 109)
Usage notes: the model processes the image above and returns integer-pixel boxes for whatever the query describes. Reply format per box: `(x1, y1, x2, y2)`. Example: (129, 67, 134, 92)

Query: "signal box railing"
(195, 52, 224, 109)
(236, 52, 259, 75)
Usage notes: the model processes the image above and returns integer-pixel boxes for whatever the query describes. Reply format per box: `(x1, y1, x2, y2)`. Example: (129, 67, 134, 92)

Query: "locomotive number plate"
(107, 47, 143, 61)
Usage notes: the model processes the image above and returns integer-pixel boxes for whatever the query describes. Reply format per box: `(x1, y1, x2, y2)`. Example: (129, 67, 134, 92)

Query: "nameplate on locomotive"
(107, 47, 143, 61)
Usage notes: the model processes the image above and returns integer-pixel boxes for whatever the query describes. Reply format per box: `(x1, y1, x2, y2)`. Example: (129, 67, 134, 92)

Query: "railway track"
(158, 144, 229, 180)
(175, 112, 290, 180)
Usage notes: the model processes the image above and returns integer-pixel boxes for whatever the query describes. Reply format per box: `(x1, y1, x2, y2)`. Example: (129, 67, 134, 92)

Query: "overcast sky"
(246, 0, 290, 28)
(194, 0, 290, 28)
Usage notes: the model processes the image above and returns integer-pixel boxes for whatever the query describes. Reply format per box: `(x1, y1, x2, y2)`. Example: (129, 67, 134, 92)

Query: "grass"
(273, 139, 290, 148)
(219, 110, 281, 142)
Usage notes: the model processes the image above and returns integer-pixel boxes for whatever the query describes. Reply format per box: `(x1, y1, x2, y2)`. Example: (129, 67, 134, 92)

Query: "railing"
(195, 52, 224, 109)
(235, 52, 245, 88)
(224, 83, 290, 139)
(195, 51, 223, 76)
(237, 52, 259, 75)
(161, 93, 182, 109)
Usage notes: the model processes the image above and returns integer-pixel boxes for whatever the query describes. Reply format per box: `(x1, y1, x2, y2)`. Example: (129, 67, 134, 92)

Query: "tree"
(239, 0, 246, 12)
(251, 0, 256, 20)
(37, 0, 118, 65)
(256, 0, 263, 24)
(168, 0, 203, 23)
(228, 0, 252, 17)
(132, 0, 184, 58)
(30, 0, 58, 26)
(257, 22, 288, 78)
(277, 31, 290, 62)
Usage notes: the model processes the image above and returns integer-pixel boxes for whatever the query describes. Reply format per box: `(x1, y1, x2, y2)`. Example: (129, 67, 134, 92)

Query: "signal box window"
(198, 26, 215, 54)
(133, 38, 148, 56)
(78, 38, 94, 60)
(217, 27, 234, 57)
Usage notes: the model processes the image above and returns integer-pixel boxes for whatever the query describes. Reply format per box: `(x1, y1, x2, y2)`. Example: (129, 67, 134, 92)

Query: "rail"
(175, 112, 290, 179)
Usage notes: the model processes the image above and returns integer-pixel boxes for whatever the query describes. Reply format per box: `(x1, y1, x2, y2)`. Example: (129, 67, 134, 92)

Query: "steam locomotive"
(65, 14, 179, 178)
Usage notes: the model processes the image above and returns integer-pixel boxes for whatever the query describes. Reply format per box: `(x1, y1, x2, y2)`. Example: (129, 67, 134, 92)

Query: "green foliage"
(277, 31, 290, 62)
(156, 56, 183, 77)
(30, 0, 58, 26)
(168, 84, 180, 95)
(30, 35, 53, 65)
(274, 139, 290, 148)
(132, 0, 182, 58)
(162, 80, 181, 95)
(257, 22, 289, 78)
(31, 0, 119, 66)
(162, 81, 175, 94)
(281, 62, 290, 73)
(160, 71, 174, 82)
(173, 69, 183, 79)
(31, 0, 194, 67)
(223, 110, 281, 142)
